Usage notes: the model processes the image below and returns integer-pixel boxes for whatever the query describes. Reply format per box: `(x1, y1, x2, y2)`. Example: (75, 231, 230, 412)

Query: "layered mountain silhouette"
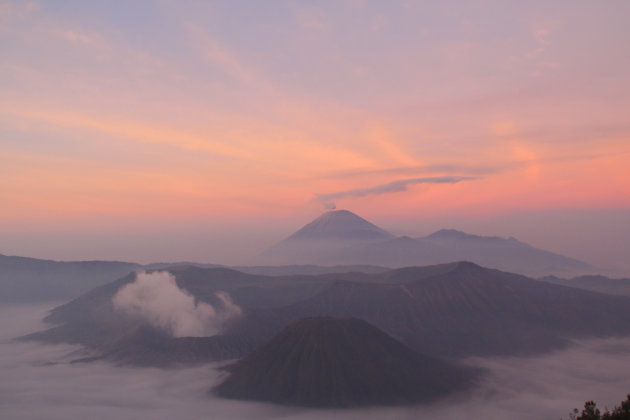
(213, 317, 477, 407)
(25, 262, 630, 367)
(0, 254, 141, 303)
(2, 209, 598, 303)
(260, 210, 595, 277)
(231, 261, 630, 358)
(0, 251, 381, 303)
(541, 274, 630, 298)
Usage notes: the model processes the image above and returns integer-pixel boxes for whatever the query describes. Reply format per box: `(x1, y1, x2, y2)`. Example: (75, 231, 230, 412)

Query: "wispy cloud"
(321, 148, 616, 182)
(315, 176, 478, 208)
(0, 1, 38, 20)
(61, 29, 95, 45)
(0, 106, 254, 159)
(322, 164, 500, 180)
(188, 24, 274, 95)
(533, 22, 558, 45)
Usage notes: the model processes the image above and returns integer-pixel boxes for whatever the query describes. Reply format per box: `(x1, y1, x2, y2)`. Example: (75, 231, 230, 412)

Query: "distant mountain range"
(25, 262, 630, 365)
(0, 253, 384, 303)
(213, 316, 478, 407)
(0, 254, 141, 303)
(541, 274, 630, 297)
(260, 210, 596, 277)
(0, 209, 606, 303)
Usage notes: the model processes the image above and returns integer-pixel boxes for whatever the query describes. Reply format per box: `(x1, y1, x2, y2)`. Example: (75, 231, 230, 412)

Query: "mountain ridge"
(26, 261, 630, 367)
(259, 211, 596, 277)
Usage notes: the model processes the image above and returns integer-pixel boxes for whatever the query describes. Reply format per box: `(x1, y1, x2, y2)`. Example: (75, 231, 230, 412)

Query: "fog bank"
(1, 303, 629, 420)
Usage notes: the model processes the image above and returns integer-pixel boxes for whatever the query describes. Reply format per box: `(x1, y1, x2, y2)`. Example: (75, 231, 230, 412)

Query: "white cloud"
(112, 271, 241, 337)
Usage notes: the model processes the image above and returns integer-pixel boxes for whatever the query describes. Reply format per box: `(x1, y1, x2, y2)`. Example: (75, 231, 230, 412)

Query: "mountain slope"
(25, 262, 630, 366)
(0, 254, 141, 303)
(229, 262, 630, 358)
(259, 210, 394, 265)
(213, 317, 477, 407)
(349, 231, 596, 276)
(418, 229, 594, 276)
(541, 275, 630, 297)
(285, 209, 393, 241)
(257, 211, 595, 276)
(23, 266, 347, 365)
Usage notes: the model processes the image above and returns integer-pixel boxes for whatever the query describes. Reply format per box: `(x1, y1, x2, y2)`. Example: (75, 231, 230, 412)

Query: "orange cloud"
(3, 107, 254, 159)
(365, 122, 420, 167)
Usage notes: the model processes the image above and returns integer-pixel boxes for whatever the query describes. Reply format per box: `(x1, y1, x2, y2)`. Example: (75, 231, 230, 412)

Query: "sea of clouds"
(1, 303, 629, 420)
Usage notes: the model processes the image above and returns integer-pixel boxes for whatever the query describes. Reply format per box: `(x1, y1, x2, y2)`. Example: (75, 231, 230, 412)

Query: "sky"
(1, 1, 629, 270)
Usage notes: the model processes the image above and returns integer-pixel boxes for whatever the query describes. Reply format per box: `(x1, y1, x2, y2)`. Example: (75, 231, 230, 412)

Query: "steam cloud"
(315, 176, 477, 209)
(112, 271, 241, 337)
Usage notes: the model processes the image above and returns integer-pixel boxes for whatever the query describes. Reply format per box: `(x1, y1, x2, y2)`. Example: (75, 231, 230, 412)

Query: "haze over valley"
(2, 1, 630, 419)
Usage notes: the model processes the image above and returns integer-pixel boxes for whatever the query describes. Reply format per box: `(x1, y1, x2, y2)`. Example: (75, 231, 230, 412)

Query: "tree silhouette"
(566, 395, 630, 420)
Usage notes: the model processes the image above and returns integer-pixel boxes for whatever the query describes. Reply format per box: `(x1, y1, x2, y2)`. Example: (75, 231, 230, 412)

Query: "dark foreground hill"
(213, 317, 477, 407)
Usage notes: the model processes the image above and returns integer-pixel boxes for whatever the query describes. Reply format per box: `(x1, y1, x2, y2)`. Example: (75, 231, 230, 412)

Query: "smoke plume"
(112, 271, 241, 337)
(315, 176, 477, 208)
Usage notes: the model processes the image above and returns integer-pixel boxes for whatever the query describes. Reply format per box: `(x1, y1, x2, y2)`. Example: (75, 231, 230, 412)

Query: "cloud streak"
(321, 164, 500, 180)
(315, 176, 478, 208)
(0, 107, 254, 159)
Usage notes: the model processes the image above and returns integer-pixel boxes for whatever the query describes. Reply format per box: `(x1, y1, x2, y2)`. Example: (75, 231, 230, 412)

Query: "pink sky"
(1, 1, 629, 273)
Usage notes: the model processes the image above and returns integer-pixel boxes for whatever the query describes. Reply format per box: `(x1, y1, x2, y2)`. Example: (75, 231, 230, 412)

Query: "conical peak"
(288, 210, 393, 241)
(314, 209, 370, 224)
(321, 209, 353, 216)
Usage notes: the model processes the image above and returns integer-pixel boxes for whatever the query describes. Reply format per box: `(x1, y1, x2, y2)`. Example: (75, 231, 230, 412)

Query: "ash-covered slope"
(213, 317, 477, 408)
(230, 262, 630, 358)
(25, 262, 630, 367)
(23, 266, 348, 366)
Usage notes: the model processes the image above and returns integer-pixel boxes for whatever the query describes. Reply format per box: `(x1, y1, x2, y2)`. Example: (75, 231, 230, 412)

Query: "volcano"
(213, 316, 476, 407)
(259, 210, 394, 265)
(285, 209, 394, 241)
(259, 210, 595, 276)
